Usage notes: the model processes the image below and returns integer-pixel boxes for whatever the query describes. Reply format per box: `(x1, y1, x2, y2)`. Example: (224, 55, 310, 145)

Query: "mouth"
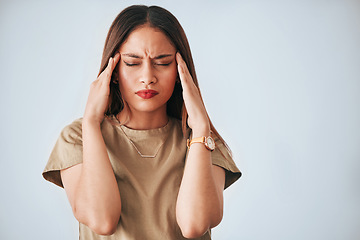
(135, 89, 159, 99)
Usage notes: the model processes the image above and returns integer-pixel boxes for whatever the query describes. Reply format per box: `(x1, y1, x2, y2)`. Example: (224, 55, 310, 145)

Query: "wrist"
(191, 127, 210, 138)
(82, 117, 102, 128)
(187, 135, 215, 151)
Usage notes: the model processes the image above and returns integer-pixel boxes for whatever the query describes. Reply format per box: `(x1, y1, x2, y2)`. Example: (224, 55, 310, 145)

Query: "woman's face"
(117, 25, 178, 116)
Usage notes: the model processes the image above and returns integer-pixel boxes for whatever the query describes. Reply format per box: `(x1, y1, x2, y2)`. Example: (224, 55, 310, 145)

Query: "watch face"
(206, 137, 215, 150)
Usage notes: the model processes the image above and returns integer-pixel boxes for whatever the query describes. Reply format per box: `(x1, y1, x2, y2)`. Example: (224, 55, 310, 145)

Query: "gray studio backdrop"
(1, 0, 359, 239)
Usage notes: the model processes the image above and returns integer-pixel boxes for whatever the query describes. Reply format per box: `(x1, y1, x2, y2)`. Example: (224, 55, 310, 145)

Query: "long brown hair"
(99, 5, 230, 152)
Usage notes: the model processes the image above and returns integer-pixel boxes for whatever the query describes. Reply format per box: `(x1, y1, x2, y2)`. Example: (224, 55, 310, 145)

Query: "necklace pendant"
(118, 124, 170, 159)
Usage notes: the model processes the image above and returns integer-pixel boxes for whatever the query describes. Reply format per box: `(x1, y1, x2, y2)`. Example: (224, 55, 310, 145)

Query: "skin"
(60, 25, 225, 238)
(116, 26, 178, 129)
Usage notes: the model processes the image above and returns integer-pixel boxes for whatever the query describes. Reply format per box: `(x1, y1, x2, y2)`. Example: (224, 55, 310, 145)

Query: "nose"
(140, 62, 157, 85)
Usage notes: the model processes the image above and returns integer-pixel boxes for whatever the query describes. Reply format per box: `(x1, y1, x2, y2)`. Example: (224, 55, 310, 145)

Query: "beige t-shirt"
(43, 116, 241, 240)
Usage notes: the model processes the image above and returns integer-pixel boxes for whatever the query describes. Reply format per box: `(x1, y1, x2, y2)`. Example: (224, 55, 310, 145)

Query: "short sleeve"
(211, 136, 242, 189)
(42, 118, 83, 188)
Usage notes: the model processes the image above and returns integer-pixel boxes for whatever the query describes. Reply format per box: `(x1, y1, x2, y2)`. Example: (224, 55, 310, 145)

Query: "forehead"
(119, 26, 176, 55)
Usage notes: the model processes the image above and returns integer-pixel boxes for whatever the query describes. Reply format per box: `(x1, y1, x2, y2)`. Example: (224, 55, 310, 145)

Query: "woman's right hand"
(63, 52, 122, 234)
(83, 52, 121, 124)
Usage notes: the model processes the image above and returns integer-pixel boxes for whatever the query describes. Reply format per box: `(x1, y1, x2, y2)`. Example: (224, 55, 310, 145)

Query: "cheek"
(162, 65, 178, 83)
(118, 63, 178, 90)
(162, 69, 178, 98)
(161, 71, 177, 92)
(118, 66, 136, 92)
(119, 65, 133, 83)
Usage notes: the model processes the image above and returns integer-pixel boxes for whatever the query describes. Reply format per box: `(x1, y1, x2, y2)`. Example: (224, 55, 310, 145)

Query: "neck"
(117, 106, 169, 130)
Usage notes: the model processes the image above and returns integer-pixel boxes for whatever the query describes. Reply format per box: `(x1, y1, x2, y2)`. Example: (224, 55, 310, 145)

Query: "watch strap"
(187, 137, 206, 148)
(187, 136, 215, 151)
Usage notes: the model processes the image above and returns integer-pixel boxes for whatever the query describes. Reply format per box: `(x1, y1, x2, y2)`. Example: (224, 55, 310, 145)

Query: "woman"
(43, 5, 241, 240)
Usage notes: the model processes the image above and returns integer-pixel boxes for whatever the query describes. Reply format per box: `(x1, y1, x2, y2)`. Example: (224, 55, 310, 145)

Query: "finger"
(177, 53, 191, 77)
(111, 52, 121, 71)
(99, 52, 119, 83)
(101, 57, 114, 84)
(176, 53, 190, 84)
(176, 52, 184, 75)
(176, 53, 198, 94)
(105, 52, 121, 80)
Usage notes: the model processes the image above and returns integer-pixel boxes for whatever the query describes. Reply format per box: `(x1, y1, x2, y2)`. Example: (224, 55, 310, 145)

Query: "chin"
(131, 101, 167, 114)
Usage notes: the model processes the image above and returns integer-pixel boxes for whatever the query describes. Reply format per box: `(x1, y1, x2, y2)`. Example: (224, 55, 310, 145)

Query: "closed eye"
(156, 63, 171, 66)
(155, 61, 172, 66)
(123, 61, 139, 66)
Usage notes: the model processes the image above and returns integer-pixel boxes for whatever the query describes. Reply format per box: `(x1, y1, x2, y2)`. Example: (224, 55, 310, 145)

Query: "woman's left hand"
(176, 53, 210, 135)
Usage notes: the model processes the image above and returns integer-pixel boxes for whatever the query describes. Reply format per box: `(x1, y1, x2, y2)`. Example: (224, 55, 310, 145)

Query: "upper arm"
(60, 163, 83, 212)
(210, 165, 226, 228)
(212, 164, 226, 193)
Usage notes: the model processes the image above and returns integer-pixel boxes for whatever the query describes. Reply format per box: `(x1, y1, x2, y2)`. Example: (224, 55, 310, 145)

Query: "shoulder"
(59, 118, 83, 143)
(61, 116, 119, 143)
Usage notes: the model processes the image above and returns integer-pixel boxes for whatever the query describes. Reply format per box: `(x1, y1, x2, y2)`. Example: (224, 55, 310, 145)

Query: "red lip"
(135, 89, 159, 99)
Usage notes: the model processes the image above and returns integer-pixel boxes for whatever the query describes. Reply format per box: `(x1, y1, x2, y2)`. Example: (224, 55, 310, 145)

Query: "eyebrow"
(122, 53, 174, 59)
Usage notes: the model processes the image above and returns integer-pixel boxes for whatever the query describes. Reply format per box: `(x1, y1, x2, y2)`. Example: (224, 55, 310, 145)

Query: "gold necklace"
(117, 119, 171, 158)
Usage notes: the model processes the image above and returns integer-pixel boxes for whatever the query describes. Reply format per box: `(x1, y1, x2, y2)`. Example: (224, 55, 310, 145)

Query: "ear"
(112, 70, 119, 84)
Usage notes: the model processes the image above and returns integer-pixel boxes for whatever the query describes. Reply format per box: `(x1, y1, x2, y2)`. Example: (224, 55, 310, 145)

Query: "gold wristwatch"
(187, 136, 215, 151)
